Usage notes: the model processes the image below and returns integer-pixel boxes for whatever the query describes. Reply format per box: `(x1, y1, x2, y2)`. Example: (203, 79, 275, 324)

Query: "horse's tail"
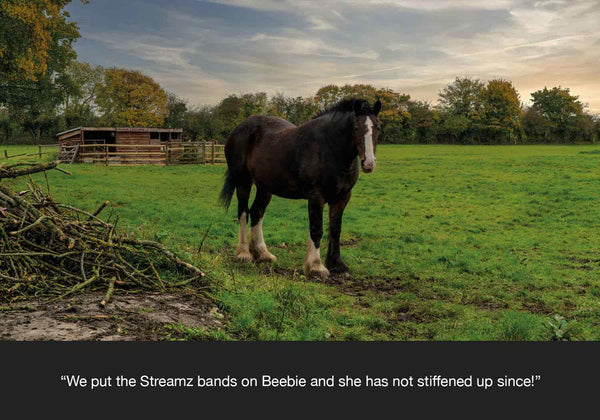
(219, 169, 236, 210)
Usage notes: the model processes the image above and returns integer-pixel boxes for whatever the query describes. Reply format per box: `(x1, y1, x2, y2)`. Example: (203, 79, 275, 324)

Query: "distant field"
(2, 144, 600, 340)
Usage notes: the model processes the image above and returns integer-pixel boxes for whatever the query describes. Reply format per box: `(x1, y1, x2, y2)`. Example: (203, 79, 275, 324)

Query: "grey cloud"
(69, 0, 600, 111)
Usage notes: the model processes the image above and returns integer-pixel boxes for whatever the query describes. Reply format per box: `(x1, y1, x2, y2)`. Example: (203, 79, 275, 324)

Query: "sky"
(67, 0, 600, 112)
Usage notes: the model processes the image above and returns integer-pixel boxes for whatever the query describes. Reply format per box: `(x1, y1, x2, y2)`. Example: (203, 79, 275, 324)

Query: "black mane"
(312, 98, 372, 120)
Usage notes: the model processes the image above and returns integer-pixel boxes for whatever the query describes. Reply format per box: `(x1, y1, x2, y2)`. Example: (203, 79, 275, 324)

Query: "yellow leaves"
(1, 0, 78, 81)
(97, 69, 168, 127)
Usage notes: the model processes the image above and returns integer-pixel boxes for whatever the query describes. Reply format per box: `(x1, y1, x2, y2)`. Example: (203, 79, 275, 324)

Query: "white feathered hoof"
(304, 262, 330, 279)
(235, 247, 254, 263)
(253, 249, 277, 263)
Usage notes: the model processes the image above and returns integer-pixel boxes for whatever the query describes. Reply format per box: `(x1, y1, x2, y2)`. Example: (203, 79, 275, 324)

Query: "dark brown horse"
(220, 98, 381, 278)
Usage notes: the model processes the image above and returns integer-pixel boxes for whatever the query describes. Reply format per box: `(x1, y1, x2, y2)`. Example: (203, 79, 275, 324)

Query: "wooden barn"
(57, 127, 184, 165)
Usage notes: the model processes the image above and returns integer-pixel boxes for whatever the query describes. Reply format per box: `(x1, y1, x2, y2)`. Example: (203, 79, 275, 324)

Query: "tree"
(61, 61, 104, 127)
(240, 92, 267, 118)
(439, 77, 485, 118)
(183, 105, 215, 141)
(267, 93, 318, 125)
(0, 0, 83, 142)
(267, 92, 288, 118)
(530, 86, 584, 142)
(574, 113, 597, 143)
(438, 77, 485, 143)
(212, 95, 244, 139)
(211, 92, 269, 139)
(314, 84, 410, 143)
(0, 0, 83, 82)
(482, 79, 521, 143)
(440, 114, 470, 144)
(96, 68, 167, 127)
(284, 96, 318, 125)
(164, 91, 188, 128)
(406, 100, 437, 143)
(314, 85, 341, 109)
(522, 107, 550, 143)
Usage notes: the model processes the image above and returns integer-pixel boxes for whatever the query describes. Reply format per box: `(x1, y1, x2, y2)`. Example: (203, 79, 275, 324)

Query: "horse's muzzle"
(361, 159, 376, 173)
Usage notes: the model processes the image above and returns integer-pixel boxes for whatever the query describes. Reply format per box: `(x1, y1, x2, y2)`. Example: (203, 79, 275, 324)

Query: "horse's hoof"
(326, 259, 349, 274)
(235, 250, 254, 262)
(304, 265, 330, 279)
(254, 252, 277, 263)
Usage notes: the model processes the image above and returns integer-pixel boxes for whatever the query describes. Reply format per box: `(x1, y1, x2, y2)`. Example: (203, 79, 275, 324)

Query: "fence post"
(38, 145, 42, 158)
(211, 142, 215, 164)
(105, 144, 108, 166)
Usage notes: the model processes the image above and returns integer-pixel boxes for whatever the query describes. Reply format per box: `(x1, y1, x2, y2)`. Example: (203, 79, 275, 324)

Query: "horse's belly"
(271, 190, 306, 200)
(252, 171, 307, 199)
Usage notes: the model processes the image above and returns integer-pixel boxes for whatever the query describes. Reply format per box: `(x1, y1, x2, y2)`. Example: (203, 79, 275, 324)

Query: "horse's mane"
(312, 98, 372, 120)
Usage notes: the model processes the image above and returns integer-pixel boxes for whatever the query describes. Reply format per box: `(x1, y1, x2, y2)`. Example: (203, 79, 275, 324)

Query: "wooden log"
(0, 161, 58, 179)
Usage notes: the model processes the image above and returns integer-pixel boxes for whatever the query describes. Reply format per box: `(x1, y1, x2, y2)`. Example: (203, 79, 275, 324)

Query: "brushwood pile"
(0, 161, 204, 305)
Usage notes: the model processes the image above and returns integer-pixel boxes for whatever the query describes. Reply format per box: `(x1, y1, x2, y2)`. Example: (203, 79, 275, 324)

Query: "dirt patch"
(320, 273, 419, 296)
(461, 296, 509, 311)
(521, 299, 553, 315)
(0, 292, 225, 341)
(340, 238, 362, 246)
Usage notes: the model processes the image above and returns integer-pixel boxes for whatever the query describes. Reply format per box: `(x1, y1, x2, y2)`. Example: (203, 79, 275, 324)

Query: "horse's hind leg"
(249, 186, 276, 263)
(235, 184, 253, 262)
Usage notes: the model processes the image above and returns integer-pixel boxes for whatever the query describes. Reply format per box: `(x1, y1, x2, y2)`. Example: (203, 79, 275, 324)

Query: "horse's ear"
(353, 100, 363, 115)
(374, 99, 382, 115)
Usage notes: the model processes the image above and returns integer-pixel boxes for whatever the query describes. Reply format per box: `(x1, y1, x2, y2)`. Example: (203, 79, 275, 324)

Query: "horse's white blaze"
(363, 117, 376, 170)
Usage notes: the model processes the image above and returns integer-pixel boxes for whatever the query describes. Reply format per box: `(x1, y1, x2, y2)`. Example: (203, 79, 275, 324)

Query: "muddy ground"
(0, 292, 225, 341)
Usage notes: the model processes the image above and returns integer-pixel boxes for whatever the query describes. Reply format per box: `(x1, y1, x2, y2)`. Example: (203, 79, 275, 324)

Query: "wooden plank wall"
(115, 131, 164, 165)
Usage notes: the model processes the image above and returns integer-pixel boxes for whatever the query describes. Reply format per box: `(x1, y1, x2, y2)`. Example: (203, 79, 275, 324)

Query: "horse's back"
(225, 115, 295, 177)
(228, 115, 294, 141)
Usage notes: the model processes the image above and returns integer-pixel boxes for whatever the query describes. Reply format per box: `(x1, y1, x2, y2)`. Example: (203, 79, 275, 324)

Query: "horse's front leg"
(304, 196, 330, 278)
(326, 192, 351, 273)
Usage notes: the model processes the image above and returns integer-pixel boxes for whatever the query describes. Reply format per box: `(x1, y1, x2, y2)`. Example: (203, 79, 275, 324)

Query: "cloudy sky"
(67, 0, 600, 111)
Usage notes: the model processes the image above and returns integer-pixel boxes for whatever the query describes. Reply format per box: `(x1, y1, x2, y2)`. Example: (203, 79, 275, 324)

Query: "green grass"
(2, 144, 600, 340)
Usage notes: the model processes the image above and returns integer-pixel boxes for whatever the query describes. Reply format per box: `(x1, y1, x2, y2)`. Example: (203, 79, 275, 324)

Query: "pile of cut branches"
(0, 161, 204, 305)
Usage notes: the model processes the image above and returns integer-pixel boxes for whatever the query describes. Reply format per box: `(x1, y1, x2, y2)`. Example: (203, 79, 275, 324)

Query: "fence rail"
(57, 142, 225, 166)
(3, 143, 58, 160)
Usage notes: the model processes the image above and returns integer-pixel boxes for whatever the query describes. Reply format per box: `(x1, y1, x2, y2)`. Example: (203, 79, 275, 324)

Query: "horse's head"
(353, 99, 381, 173)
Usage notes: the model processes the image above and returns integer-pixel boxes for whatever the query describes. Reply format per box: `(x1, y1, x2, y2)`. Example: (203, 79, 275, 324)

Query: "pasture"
(2, 144, 600, 340)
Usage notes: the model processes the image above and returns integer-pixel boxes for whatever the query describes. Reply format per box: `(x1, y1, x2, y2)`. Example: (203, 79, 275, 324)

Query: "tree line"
(1, 1, 598, 145)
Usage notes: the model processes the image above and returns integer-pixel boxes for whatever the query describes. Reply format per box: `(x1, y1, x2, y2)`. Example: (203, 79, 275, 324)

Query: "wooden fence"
(57, 141, 225, 166)
(3, 144, 58, 160)
(168, 142, 226, 165)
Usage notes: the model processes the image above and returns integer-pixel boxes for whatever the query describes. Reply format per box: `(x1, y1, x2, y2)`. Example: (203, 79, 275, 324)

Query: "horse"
(219, 98, 381, 278)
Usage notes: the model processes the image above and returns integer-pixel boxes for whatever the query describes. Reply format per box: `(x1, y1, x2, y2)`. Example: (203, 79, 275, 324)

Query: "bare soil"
(0, 292, 225, 341)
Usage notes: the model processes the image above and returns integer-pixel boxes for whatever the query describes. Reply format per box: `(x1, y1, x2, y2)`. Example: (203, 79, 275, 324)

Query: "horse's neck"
(320, 113, 357, 165)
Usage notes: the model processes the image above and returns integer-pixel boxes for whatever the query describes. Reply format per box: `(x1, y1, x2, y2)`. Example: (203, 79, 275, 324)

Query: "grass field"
(2, 144, 600, 340)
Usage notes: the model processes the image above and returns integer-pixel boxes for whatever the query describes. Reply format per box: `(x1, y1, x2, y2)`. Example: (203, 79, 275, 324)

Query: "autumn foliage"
(96, 69, 168, 127)
(0, 0, 81, 81)
(0, 1, 597, 144)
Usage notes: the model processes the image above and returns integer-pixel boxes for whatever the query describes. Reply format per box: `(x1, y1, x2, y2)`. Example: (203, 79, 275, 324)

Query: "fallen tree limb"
(0, 161, 58, 179)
